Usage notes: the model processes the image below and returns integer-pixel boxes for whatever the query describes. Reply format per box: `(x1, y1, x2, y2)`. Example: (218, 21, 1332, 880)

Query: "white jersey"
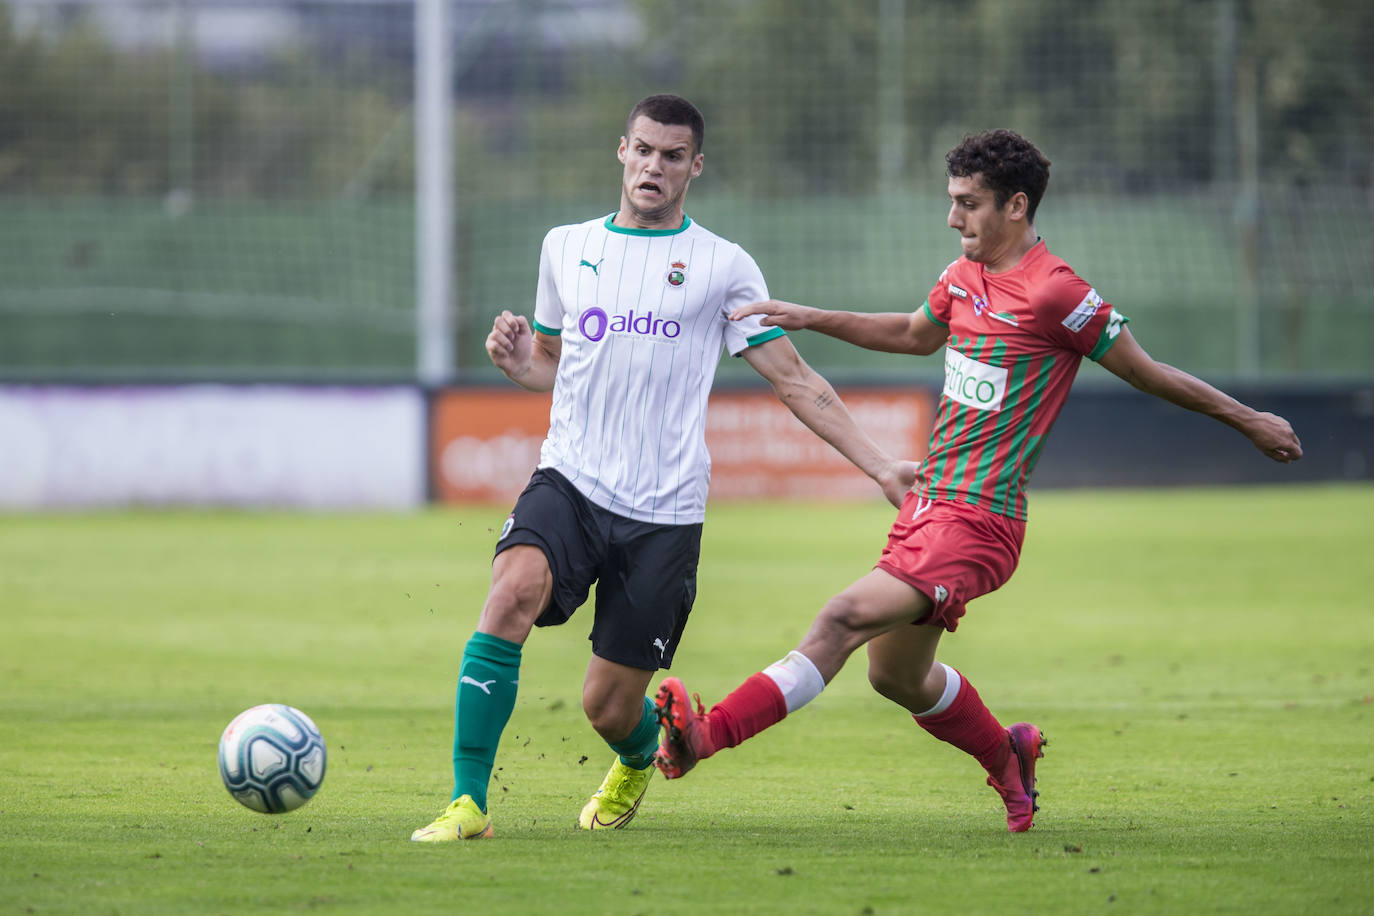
(532, 213, 784, 525)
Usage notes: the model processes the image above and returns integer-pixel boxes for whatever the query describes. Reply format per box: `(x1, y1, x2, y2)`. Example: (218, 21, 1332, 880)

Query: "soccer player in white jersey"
(411, 95, 916, 841)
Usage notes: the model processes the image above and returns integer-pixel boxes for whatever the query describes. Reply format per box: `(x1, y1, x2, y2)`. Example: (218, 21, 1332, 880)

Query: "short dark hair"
(627, 94, 705, 155)
(946, 130, 1051, 223)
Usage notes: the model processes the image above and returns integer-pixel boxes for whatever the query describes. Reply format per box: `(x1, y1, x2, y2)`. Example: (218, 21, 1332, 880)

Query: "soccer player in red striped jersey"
(652, 129, 1302, 832)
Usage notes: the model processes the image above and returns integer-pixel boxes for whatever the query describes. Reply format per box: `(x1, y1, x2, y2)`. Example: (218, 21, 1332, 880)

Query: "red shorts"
(875, 494, 1026, 632)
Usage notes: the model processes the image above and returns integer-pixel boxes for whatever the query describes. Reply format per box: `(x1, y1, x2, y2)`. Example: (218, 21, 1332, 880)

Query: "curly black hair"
(946, 130, 1052, 223)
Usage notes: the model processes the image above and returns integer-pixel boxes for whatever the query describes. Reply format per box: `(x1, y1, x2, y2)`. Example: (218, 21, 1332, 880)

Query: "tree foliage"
(2, 0, 1369, 198)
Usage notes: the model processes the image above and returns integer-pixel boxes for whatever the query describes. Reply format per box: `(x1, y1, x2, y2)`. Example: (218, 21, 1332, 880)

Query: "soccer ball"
(218, 704, 327, 814)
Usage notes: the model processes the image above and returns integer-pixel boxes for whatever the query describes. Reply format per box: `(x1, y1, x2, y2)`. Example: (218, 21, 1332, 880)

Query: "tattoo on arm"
(813, 391, 834, 410)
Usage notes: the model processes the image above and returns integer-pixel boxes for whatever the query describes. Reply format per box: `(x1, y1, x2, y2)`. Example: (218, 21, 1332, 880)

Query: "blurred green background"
(1, 0, 1371, 380)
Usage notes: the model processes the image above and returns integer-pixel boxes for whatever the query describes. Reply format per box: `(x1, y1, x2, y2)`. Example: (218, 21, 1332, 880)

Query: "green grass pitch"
(2, 484, 1371, 914)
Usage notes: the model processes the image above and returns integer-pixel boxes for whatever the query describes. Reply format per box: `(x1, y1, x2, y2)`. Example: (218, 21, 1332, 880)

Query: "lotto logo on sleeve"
(1104, 308, 1126, 340)
(1062, 289, 1104, 332)
(943, 348, 1008, 412)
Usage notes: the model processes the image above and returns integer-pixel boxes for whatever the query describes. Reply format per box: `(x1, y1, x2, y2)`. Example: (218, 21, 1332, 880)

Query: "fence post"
(416, 0, 455, 386)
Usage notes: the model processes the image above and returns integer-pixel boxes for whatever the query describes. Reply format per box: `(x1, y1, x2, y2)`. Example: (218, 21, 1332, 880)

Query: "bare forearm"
(1120, 359, 1249, 428)
(744, 336, 918, 504)
(730, 299, 945, 355)
(800, 307, 929, 354)
(504, 359, 556, 392)
(1099, 328, 1301, 463)
(772, 368, 889, 478)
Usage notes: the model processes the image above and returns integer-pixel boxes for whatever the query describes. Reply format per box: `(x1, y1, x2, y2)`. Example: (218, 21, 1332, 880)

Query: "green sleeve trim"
(1088, 310, 1130, 361)
(532, 319, 561, 336)
(921, 300, 948, 328)
(744, 326, 787, 348)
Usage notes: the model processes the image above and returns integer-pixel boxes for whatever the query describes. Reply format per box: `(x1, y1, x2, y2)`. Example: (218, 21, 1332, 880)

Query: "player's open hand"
(1248, 411, 1303, 463)
(729, 299, 816, 330)
(486, 310, 533, 376)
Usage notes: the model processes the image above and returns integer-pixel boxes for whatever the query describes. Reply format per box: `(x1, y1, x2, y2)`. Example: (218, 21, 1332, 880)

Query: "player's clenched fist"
(1247, 411, 1303, 463)
(486, 309, 533, 374)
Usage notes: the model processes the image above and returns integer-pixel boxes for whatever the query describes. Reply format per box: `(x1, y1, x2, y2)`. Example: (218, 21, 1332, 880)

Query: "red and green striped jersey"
(917, 240, 1128, 520)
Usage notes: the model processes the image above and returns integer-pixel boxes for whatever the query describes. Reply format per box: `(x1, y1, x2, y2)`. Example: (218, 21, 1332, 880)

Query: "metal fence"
(1, 0, 1371, 381)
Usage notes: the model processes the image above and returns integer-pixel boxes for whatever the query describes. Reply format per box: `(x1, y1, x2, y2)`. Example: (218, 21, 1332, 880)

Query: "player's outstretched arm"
(743, 336, 919, 506)
(730, 300, 947, 355)
(485, 309, 561, 392)
(1097, 327, 1302, 463)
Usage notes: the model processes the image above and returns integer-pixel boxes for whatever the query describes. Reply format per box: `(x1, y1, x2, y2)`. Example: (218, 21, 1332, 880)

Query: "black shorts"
(495, 468, 701, 671)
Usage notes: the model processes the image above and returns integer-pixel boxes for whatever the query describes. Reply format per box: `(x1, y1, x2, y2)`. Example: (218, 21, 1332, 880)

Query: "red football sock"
(705, 673, 789, 752)
(913, 674, 1007, 770)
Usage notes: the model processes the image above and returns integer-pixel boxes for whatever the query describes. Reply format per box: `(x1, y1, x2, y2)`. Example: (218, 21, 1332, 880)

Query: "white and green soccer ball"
(218, 704, 326, 814)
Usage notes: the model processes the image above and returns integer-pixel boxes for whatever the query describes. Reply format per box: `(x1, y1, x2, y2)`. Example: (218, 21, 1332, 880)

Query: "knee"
(815, 593, 875, 647)
(581, 688, 639, 741)
(867, 662, 907, 703)
(481, 570, 548, 631)
(867, 659, 939, 711)
(485, 578, 540, 615)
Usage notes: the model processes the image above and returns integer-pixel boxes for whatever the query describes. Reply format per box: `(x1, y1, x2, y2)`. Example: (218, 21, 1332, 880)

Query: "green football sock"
(451, 631, 522, 811)
(608, 695, 659, 770)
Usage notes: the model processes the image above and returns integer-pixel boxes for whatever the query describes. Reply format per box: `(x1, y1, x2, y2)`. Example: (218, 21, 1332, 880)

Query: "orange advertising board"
(430, 387, 934, 503)
(430, 389, 553, 503)
(704, 388, 934, 500)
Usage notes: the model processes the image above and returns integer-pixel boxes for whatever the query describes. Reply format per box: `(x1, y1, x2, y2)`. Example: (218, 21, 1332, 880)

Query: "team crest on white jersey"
(665, 260, 687, 288)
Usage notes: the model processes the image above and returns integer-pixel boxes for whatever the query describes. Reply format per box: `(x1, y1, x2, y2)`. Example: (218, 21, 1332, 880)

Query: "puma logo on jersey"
(579, 258, 604, 275)
(460, 676, 497, 694)
(933, 585, 949, 605)
(653, 638, 669, 656)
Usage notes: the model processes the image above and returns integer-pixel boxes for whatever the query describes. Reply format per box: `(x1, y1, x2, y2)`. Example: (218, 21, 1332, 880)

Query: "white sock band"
(914, 663, 962, 717)
(762, 650, 827, 714)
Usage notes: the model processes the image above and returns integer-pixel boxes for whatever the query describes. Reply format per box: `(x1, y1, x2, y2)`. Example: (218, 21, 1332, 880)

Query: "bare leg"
(866, 624, 947, 714)
(657, 568, 933, 776)
(447, 544, 552, 812)
(582, 656, 655, 743)
(475, 544, 553, 644)
(794, 569, 935, 682)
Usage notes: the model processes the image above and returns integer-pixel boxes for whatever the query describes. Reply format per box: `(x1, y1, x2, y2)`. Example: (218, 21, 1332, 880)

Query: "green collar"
(604, 213, 692, 236)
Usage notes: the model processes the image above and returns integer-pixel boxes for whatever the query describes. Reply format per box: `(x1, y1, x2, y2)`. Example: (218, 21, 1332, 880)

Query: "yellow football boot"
(577, 758, 654, 830)
(410, 794, 494, 842)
